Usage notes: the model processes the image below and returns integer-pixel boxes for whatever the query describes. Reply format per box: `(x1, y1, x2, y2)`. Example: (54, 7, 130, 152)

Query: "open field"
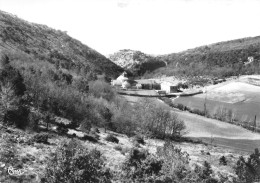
(174, 80, 260, 124)
(123, 95, 260, 152)
(177, 111, 260, 152)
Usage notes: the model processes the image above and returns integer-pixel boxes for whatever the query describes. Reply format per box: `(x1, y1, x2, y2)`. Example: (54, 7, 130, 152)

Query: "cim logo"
(8, 166, 25, 176)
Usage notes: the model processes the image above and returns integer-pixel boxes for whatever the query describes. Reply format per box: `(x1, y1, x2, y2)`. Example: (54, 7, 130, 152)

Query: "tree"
(135, 98, 186, 139)
(89, 80, 115, 101)
(0, 54, 27, 127)
(235, 149, 260, 183)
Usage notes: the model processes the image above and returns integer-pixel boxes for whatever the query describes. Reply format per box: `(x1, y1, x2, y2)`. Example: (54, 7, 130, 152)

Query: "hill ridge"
(0, 9, 123, 78)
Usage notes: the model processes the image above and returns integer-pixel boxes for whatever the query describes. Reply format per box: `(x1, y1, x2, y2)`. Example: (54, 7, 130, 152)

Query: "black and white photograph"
(0, 0, 260, 182)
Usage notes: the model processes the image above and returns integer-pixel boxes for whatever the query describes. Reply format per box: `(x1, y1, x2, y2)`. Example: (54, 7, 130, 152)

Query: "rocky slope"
(108, 49, 166, 76)
(0, 10, 123, 78)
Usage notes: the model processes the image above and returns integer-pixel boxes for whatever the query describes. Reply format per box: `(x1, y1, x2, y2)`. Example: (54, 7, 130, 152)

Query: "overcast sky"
(0, 0, 260, 55)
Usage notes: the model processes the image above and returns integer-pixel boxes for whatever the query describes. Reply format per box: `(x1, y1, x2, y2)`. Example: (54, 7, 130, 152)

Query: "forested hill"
(0, 10, 123, 78)
(146, 36, 260, 78)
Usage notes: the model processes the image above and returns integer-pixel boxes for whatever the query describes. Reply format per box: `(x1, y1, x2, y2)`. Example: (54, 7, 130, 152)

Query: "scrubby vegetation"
(144, 36, 260, 79)
(105, 134, 119, 143)
(235, 148, 260, 183)
(0, 10, 123, 78)
(42, 139, 111, 183)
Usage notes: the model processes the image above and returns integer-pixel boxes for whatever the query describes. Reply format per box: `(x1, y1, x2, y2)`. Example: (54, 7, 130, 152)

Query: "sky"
(0, 0, 260, 55)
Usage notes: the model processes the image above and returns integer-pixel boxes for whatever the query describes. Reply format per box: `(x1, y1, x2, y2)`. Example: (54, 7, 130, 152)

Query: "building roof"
(136, 79, 158, 84)
(160, 80, 179, 86)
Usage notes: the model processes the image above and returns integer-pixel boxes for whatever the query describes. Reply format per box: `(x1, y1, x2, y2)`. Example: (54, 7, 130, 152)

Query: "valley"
(0, 6, 260, 183)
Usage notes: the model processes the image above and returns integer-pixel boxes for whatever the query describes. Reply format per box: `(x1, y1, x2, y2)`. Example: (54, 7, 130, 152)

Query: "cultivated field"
(174, 79, 260, 124)
(177, 111, 260, 152)
(123, 95, 260, 152)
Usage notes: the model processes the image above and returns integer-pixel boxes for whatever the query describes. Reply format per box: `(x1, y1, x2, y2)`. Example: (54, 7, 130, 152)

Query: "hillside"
(146, 36, 260, 79)
(108, 49, 165, 76)
(0, 10, 123, 78)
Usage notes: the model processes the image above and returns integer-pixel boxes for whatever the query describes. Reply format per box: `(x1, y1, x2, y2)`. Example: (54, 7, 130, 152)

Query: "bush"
(43, 139, 112, 183)
(27, 111, 41, 132)
(191, 108, 206, 116)
(235, 148, 260, 183)
(81, 134, 99, 143)
(89, 80, 116, 101)
(31, 133, 49, 144)
(56, 125, 69, 135)
(91, 127, 100, 133)
(156, 141, 220, 183)
(195, 161, 213, 180)
(136, 100, 186, 139)
(132, 135, 145, 145)
(121, 148, 163, 182)
(114, 145, 123, 152)
(105, 134, 119, 144)
(121, 147, 131, 155)
(157, 141, 190, 181)
(219, 156, 227, 166)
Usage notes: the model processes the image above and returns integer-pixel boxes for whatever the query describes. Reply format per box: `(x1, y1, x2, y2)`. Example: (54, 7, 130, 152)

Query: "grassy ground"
(123, 95, 260, 152)
(176, 111, 260, 152)
(0, 126, 249, 182)
(174, 80, 260, 124)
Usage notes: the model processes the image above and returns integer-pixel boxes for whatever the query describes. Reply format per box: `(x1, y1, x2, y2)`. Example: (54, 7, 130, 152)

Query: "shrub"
(157, 141, 190, 181)
(80, 118, 92, 133)
(156, 141, 220, 183)
(136, 101, 186, 139)
(105, 134, 119, 144)
(91, 127, 100, 133)
(191, 108, 206, 116)
(111, 101, 137, 137)
(56, 125, 69, 135)
(114, 145, 123, 152)
(195, 161, 213, 180)
(7, 104, 30, 129)
(81, 134, 99, 143)
(121, 147, 131, 155)
(235, 148, 260, 183)
(27, 111, 41, 132)
(43, 139, 112, 183)
(132, 135, 145, 145)
(89, 80, 116, 101)
(121, 148, 163, 182)
(31, 133, 49, 144)
(219, 156, 227, 166)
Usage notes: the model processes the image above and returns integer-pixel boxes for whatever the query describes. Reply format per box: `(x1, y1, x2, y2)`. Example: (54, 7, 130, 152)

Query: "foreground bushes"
(43, 139, 111, 183)
(118, 141, 223, 183)
(120, 148, 163, 182)
(235, 148, 260, 183)
(105, 134, 119, 143)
